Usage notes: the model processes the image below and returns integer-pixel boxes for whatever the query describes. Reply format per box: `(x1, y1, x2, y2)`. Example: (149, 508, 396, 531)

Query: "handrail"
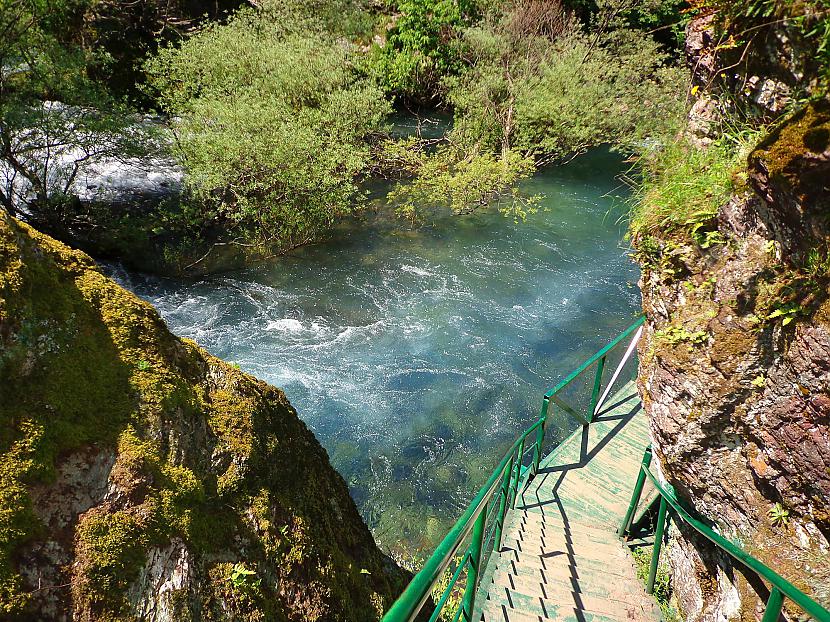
(383, 317, 645, 622)
(620, 447, 830, 622)
(382, 419, 543, 622)
(544, 316, 644, 399)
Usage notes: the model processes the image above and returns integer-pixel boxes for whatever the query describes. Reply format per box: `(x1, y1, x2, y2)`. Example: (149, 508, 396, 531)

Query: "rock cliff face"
(0, 213, 407, 620)
(636, 8, 830, 622)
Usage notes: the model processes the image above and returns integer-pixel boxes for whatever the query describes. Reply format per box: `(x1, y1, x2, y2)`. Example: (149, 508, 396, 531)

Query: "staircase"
(475, 381, 659, 622)
(381, 319, 830, 622)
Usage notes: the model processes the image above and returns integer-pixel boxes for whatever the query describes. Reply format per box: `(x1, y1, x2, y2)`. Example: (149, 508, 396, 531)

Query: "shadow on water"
(113, 147, 641, 554)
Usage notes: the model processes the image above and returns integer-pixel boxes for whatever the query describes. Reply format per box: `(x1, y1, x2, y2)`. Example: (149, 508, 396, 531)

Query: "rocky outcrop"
(0, 213, 407, 620)
(636, 9, 830, 622)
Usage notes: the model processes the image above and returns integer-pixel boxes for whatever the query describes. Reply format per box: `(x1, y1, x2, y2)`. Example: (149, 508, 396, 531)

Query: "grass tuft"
(629, 130, 760, 242)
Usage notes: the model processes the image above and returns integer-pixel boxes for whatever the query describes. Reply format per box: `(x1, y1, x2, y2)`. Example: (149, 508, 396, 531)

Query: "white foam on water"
(400, 264, 433, 277)
(114, 151, 642, 550)
(266, 318, 305, 333)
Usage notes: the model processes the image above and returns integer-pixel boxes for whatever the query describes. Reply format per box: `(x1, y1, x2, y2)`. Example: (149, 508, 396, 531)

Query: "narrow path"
(476, 380, 660, 622)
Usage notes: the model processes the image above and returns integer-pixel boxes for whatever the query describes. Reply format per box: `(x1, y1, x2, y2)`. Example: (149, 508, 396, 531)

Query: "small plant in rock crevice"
(766, 302, 803, 326)
(654, 324, 709, 350)
(768, 502, 790, 528)
(631, 545, 681, 622)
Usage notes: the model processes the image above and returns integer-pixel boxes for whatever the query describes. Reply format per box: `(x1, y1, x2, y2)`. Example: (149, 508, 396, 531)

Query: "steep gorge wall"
(637, 7, 830, 622)
(0, 213, 407, 620)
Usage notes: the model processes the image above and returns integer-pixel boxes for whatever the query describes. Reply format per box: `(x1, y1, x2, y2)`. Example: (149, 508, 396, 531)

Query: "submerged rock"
(0, 213, 407, 620)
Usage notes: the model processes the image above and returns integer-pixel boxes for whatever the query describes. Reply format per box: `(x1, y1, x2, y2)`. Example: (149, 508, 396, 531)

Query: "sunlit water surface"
(114, 149, 641, 552)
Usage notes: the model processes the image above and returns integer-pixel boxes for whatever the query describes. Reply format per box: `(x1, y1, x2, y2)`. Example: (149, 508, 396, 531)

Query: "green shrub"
(386, 146, 539, 219)
(447, 24, 686, 162)
(381, 0, 687, 217)
(366, 0, 481, 99)
(631, 545, 680, 622)
(146, 10, 391, 249)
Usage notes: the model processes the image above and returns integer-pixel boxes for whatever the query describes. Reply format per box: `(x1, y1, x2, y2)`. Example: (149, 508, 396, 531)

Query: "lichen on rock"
(0, 212, 407, 620)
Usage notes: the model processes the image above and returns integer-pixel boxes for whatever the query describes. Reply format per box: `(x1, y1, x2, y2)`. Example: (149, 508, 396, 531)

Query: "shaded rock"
(0, 213, 408, 620)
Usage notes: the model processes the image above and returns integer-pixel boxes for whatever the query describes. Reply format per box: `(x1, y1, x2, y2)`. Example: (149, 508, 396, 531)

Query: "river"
(114, 148, 641, 553)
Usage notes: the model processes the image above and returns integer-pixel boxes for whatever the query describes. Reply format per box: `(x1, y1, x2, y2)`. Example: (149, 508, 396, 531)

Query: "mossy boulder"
(0, 213, 407, 620)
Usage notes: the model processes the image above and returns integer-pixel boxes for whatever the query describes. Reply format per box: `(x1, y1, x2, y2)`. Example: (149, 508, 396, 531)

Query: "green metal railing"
(382, 317, 645, 622)
(620, 446, 830, 622)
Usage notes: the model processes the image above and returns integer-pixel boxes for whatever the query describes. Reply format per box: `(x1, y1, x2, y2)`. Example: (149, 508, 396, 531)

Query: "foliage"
(631, 545, 681, 622)
(766, 301, 803, 325)
(697, 0, 830, 81)
(391, 551, 465, 622)
(620, 0, 690, 49)
(445, 3, 686, 163)
(767, 502, 790, 528)
(0, 0, 149, 224)
(366, 0, 480, 99)
(655, 324, 709, 349)
(629, 127, 760, 242)
(382, 0, 686, 218)
(228, 562, 261, 589)
(247, 0, 381, 40)
(386, 145, 539, 219)
(145, 9, 391, 250)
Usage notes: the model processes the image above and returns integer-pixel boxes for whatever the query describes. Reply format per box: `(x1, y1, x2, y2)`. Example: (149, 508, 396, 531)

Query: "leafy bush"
(447, 11, 686, 162)
(386, 145, 539, 219)
(146, 9, 391, 250)
(366, 0, 481, 99)
(382, 0, 687, 218)
(631, 545, 680, 622)
(0, 0, 149, 223)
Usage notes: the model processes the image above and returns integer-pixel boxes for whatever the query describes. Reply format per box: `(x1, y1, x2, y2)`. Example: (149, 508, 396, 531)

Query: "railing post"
(493, 456, 514, 553)
(461, 507, 487, 622)
(646, 495, 669, 594)
(509, 439, 525, 509)
(761, 587, 784, 622)
(531, 397, 550, 477)
(587, 355, 606, 422)
(619, 447, 653, 537)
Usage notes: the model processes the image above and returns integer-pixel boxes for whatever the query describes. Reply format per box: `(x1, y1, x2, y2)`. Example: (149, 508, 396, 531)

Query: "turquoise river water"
(116, 149, 641, 553)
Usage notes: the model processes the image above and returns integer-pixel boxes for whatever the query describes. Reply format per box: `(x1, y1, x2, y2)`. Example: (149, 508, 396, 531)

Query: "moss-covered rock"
(0, 213, 407, 620)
